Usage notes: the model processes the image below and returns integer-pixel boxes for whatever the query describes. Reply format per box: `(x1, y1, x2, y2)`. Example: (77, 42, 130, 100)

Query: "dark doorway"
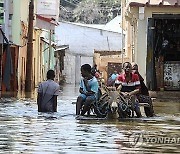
(147, 14, 180, 91)
(107, 62, 122, 79)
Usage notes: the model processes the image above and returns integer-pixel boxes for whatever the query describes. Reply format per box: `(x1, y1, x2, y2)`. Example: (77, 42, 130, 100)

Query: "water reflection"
(0, 84, 179, 153)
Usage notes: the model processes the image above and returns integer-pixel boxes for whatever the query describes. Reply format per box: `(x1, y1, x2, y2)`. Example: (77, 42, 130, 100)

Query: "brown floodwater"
(0, 84, 179, 153)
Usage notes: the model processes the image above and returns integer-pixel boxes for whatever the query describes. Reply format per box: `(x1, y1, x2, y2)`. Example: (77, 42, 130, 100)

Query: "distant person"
(95, 70, 101, 79)
(111, 70, 119, 80)
(37, 70, 60, 112)
(107, 70, 119, 86)
(131, 62, 155, 117)
(76, 64, 99, 116)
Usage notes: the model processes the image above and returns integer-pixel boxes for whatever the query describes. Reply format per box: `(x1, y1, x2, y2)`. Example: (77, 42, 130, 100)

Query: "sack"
(137, 94, 151, 103)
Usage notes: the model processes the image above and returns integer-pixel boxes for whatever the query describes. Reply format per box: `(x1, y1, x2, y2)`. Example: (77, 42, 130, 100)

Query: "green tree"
(0, 0, 4, 25)
(60, 0, 121, 24)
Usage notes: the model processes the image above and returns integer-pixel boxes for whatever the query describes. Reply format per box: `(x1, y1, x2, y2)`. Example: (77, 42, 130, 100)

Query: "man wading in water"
(37, 70, 60, 112)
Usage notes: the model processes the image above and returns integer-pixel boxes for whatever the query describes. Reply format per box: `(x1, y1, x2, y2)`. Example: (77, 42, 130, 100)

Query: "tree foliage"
(59, 0, 121, 24)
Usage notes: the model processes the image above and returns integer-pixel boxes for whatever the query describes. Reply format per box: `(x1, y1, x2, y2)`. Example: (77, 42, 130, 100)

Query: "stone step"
(149, 91, 180, 102)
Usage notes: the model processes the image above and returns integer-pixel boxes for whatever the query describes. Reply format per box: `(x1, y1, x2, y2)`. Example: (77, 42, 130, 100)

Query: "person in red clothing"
(115, 62, 142, 117)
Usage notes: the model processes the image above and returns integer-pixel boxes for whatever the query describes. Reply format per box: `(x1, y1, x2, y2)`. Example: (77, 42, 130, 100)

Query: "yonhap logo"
(128, 132, 144, 147)
(128, 132, 180, 148)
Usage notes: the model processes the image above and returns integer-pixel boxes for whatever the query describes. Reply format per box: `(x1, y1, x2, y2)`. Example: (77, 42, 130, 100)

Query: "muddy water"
(0, 84, 179, 153)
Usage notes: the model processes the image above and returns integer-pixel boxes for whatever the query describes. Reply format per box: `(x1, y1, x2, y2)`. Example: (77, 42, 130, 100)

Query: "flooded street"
(0, 84, 179, 154)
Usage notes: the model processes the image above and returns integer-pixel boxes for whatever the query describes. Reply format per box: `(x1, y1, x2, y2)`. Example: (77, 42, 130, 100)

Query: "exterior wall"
(9, 46, 19, 96)
(136, 20, 147, 79)
(0, 0, 29, 92)
(63, 52, 76, 84)
(20, 0, 29, 23)
(63, 52, 93, 84)
(137, 7, 180, 83)
(94, 53, 130, 82)
(2, 0, 10, 42)
(55, 21, 123, 84)
(11, 0, 21, 45)
(16, 0, 45, 92)
(18, 46, 27, 91)
(76, 55, 93, 83)
(42, 32, 53, 70)
(17, 1, 58, 92)
(17, 21, 28, 91)
(40, 31, 56, 82)
(33, 29, 44, 88)
(1, 0, 58, 93)
(55, 22, 123, 56)
(16, 0, 29, 91)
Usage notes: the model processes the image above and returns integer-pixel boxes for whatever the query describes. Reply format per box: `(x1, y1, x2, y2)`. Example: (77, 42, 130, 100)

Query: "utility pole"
(25, 0, 34, 92)
(121, 0, 124, 64)
(48, 30, 52, 70)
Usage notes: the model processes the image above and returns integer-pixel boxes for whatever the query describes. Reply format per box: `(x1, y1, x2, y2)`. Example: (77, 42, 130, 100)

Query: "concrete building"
(0, 0, 59, 97)
(122, 0, 180, 91)
(55, 16, 124, 84)
(0, 0, 28, 96)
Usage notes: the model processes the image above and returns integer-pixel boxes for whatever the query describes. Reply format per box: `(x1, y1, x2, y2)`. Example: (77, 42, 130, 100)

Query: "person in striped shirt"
(115, 62, 142, 117)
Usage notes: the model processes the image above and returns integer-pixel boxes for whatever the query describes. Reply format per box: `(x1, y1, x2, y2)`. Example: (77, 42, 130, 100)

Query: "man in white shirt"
(37, 70, 60, 112)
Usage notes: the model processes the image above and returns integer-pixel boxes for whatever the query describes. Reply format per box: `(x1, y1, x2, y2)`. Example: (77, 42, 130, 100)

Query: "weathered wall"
(125, 5, 180, 83)
(55, 22, 123, 56)
(55, 21, 123, 84)
(94, 52, 130, 82)
(63, 52, 93, 84)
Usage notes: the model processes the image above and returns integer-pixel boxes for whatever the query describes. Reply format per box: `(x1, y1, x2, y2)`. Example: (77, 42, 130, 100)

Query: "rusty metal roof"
(129, 0, 180, 7)
(36, 15, 59, 26)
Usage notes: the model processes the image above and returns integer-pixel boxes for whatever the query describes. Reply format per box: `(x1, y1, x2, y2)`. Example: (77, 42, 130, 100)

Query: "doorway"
(147, 14, 180, 91)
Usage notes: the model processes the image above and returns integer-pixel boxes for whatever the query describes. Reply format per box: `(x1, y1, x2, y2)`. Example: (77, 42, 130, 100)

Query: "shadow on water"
(0, 83, 179, 153)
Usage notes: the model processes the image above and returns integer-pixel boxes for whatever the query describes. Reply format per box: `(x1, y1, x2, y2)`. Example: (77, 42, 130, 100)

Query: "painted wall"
(14, 0, 29, 91)
(63, 52, 93, 84)
(43, 31, 56, 68)
(94, 53, 130, 82)
(20, 0, 29, 23)
(15, 0, 44, 91)
(138, 7, 180, 83)
(4, 0, 58, 92)
(33, 29, 44, 88)
(12, 0, 29, 45)
(0, 0, 10, 42)
(55, 21, 123, 84)
(11, 0, 20, 45)
(55, 22, 123, 56)
(75, 55, 93, 84)
(63, 52, 76, 84)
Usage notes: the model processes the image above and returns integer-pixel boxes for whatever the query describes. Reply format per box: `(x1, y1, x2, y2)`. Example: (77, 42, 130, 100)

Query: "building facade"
(0, 0, 59, 97)
(123, 0, 180, 91)
(55, 19, 124, 84)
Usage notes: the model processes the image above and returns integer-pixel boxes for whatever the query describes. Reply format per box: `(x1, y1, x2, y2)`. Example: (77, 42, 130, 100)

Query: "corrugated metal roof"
(103, 16, 122, 33)
(55, 46, 69, 51)
(36, 15, 59, 25)
(59, 16, 124, 34)
(129, 0, 180, 7)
